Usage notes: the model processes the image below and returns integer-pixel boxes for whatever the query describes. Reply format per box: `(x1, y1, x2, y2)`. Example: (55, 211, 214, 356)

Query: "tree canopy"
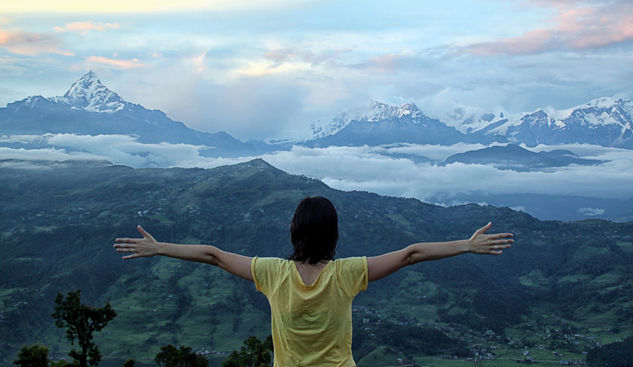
(223, 335, 273, 367)
(51, 290, 116, 367)
(154, 344, 208, 367)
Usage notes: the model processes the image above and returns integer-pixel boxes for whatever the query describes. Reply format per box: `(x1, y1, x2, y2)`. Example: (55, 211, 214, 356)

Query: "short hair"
(289, 196, 338, 264)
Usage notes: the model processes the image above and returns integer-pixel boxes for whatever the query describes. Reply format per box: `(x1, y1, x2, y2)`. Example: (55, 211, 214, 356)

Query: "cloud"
(1, 0, 314, 13)
(2, 136, 633, 202)
(464, 0, 633, 55)
(0, 27, 73, 56)
(260, 144, 633, 200)
(0, 134, 250, 168)
(358, 53, 417, 74)
(54, 22, 120, 35)
(231, 59, 313, 77)
(86, 56, 148, 70)
(578, 207, 606, 216)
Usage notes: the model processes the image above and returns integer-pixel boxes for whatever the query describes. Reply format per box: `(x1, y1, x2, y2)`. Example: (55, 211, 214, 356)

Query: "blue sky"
(2, 0, 633, 139)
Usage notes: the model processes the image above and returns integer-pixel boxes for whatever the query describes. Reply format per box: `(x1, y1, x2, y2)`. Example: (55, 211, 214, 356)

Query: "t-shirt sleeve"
(251, 257, 280, 296)
(338, 257, 368, 297)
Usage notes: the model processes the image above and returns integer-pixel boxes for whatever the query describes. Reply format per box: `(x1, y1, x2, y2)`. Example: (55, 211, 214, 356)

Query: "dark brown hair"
(289, 196, 338, 264)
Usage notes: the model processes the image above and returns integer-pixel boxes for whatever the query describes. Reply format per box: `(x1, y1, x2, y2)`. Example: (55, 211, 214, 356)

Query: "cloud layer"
(3, 135, 632, 202)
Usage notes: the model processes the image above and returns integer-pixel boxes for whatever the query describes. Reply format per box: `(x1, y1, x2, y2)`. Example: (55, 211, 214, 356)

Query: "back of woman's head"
(289, 196, 338, 264)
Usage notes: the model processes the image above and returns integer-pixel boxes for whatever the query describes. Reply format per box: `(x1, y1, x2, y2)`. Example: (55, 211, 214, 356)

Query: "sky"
(2, 0, 633, 140)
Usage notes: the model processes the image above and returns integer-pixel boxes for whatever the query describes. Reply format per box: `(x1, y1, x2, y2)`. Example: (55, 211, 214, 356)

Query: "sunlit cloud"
(361, 53, 416, 73)
(54, 22, 120, 35)
(0, 27, 73, 56)
(0, 0, 313, 13)
(231, 59, 312, 77)
(263, 48, 336, 65)
(86, 56, 148, 70)
(464, 0, 633, 55)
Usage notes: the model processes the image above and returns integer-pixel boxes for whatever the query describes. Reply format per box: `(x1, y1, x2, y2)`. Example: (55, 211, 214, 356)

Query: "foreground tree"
(223, 335, 273, 367)
(51, 290, 117, 367)
(154, 345, 208, 367)
(13, 344, 49, 367)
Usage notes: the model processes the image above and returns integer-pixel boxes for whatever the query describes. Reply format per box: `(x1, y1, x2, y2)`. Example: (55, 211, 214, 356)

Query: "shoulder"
(251, 257, 292, 293)
(333, 257, 368, 295)
(252, 257, 291, 270)
(334, 257, 367, 267)
(333, 257, 367, 277)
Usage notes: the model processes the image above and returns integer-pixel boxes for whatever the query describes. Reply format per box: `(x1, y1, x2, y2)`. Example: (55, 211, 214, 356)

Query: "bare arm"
(114, 226, 253, 281)
(367, 222, 513, 282)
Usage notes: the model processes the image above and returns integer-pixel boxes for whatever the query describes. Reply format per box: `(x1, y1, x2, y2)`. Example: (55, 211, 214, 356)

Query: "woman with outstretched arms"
(114, 196, 513, 367)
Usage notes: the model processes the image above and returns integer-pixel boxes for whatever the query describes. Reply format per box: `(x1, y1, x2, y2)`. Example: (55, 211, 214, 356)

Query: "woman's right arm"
(366, 222, 513, 282)
(113, 225, 253, 281)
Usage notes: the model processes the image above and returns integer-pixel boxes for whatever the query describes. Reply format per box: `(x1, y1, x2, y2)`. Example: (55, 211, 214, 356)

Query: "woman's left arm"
(114, 225, 253, 281)
(367, 222, 513, 282)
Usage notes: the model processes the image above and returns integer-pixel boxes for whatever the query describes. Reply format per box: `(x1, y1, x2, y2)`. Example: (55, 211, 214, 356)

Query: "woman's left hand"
(113, 225, 160, 260)
(468, 222, 513, 255)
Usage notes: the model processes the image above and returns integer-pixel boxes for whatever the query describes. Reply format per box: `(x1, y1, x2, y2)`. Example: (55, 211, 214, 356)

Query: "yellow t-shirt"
(251, 257, 368, 367)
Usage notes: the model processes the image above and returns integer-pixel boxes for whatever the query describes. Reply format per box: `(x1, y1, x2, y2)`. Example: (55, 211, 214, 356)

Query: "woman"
(114, 196, 513, 366)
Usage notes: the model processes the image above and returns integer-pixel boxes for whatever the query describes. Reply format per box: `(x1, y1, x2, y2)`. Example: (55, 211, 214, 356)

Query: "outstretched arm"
(114, 226, 253, 281)
(367, 222, 513, 282)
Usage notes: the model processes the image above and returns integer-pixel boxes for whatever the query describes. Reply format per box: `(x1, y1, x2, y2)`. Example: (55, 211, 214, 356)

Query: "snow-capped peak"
(309, 101, 427, 139)
(59, 71, 127, 113)
(485, 96, 633, 138)
(362, 101, 424, 122)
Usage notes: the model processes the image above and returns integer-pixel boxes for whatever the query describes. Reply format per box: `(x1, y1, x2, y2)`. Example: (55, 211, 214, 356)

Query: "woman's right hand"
(113, 225, 161, 260)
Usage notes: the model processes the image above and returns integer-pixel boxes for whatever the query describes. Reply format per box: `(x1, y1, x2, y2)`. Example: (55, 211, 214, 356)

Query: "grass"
(518, 269, 550, 290)
(589, 272, 621, 287)
(357, 345, 405, 366)
(33, 225, 58, 233)
(571, 245, 609, 262)
(615, 241, 633, 253)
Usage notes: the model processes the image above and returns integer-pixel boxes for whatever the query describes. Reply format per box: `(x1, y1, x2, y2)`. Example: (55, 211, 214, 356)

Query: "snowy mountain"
(307, 98, 633, 149)
(305, 101, 473, 147)
(485, 97, 633, 148)
(310, 101, 437, 138)
(54, 70, 127, 113)
(0, 71, 265, 157)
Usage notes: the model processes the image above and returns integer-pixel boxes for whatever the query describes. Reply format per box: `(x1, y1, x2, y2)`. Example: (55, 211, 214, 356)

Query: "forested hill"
(1, 158, 632, 366)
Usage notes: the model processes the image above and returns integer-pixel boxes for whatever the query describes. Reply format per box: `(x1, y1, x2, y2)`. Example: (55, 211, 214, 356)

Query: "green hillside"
(1, 159, 632, 366)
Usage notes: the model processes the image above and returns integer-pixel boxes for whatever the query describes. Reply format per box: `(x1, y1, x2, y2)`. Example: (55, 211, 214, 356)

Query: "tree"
(123, 359, 135, 367)
(13, 344, 49, 367)
(222, 335, 273, 367)
(154, 345, 208, 367)
(51, 290, 117, 367)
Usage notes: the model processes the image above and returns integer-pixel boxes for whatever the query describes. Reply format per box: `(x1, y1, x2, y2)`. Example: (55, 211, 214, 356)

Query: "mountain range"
(2, 71, 632, 151)
(307, 98, 633, 149)
(1, 72, 631, 223)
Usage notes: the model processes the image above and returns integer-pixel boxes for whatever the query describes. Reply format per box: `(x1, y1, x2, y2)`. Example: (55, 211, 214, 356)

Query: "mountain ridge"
(306, 98, 633, 149)
(1, 158, 632, 365)
(0, 71, 268, 157)
(3, 72, 632, 151)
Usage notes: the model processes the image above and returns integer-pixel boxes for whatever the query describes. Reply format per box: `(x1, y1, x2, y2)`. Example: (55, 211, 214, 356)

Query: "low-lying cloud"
(2, 134, 633, 202)
(578, 207, 606, 216)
